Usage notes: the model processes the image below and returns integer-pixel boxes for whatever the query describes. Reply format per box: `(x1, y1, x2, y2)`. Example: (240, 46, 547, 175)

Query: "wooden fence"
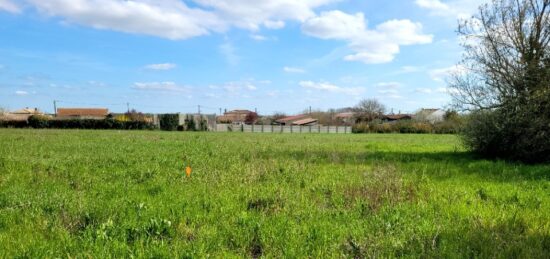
(215, 124, 351, 134)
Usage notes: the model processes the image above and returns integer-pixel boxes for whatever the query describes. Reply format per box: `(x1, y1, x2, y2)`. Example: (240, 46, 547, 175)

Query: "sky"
(0, 0, 487, 115)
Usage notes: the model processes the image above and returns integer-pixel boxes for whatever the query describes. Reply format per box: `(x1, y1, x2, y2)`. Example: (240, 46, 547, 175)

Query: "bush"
(461, 109, 550, 163)
(0, 120, 28, 128)
(353, 114, 466, 135)
(159, 114, 179, 131)
(28, 115, 50, 128)
(0, 118, 156, 130)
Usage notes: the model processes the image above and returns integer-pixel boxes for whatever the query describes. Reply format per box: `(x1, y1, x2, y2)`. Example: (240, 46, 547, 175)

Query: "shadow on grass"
(257, 149, 550, 181)
(345, 216, 550, 258)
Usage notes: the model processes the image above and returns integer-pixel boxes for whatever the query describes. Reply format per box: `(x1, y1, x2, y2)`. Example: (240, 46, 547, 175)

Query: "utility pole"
(309, 106, 312, 115)
(198, 105, 201, 115)
(53, 100, 58, 117)
(255, 108, 257, 114)
(219, 108, 222, 115)
(127, 102, 130, 113)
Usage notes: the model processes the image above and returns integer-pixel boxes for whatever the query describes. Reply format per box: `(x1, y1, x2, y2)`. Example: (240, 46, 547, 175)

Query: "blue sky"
(0, 0, 486, 115)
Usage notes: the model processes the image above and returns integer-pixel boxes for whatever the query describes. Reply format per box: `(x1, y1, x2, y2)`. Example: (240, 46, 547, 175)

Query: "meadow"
(0, 129, 548, 258)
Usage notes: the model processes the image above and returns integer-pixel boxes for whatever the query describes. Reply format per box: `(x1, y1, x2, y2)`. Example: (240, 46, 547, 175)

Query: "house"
(422, 108, 446, 123)
(57, 108, 109, 119)
(216, 109, 254, 124)
(335, 112, 355, 125)
(383, 114, 413, 122)
(275, 114, 318, 126)
(1, 107, 44, 121)
(291, 117, 318, 126)
(415, 108, 446, 123)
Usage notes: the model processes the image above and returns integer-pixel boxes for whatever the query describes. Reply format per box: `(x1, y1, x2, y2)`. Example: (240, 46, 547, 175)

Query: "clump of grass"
(247, 197, 284, 214)
(345, 165, 417, 212)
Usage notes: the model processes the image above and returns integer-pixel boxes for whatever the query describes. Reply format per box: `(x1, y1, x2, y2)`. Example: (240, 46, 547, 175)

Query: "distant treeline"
(0, 115, 156, 130)
(352, 120, 462, 134)
(0, 114, 209, 131)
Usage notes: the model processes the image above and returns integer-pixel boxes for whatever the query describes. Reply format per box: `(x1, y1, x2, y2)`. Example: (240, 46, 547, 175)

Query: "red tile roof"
(292, 118, 318, 125)
(57, 108, 109, 117)
(276, 114, 308, 123)
(336, 112, 354, 118)
(384, 114, 412, 120)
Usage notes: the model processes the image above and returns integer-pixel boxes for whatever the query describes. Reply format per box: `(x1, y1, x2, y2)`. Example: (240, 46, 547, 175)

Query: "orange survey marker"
(185, 166, 192, 177)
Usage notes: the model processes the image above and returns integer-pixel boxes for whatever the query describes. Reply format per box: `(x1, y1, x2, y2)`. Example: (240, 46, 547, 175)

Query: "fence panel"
(214, 124, 350, 133)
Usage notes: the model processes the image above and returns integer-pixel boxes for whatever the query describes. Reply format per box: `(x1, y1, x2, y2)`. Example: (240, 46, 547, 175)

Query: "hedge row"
(0, 116, 156, 130)
(352, 120, 462, 134)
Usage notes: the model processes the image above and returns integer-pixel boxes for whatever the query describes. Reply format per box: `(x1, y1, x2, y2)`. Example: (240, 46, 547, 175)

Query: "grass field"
(0, 129, 549, 257)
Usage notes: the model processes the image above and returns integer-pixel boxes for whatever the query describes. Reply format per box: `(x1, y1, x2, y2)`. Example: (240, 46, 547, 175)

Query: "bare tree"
(353, 98, 386, 122)
(450, 0, 550, 111)
(450, 0, 550, 162)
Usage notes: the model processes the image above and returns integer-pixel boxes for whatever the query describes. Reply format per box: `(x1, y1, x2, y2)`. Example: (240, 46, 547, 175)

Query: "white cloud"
(219, 42, 240, 66)
(263, 20, 285, 29)
(299, 80, 366, 95)
(15, 90, 28, 95)
(26, 0, 223, 40)
(145, 63, 177, 70)
(415, 0, 489, 19)
(88, 80, 107, 87)
(376, 82, 402, 89)
(415, 0, 451, 15)
(374, 82, 404, 99)
(250, 34, 268, 41)
(429, 65, 466, 82)
(302, 11, 433, 64)
(193, 0, 339, 30)
(415, 88, 433, 93)
(400, 66, 423, 73)
(209, 80, 260, 94)
(302, 11, 366, 40)
(283, 66, 306, 73)
(23, 0, 340, 39)
(0, 0, 19, 13)
(133, 82, 190, 92)
(378, 89, 399, 94)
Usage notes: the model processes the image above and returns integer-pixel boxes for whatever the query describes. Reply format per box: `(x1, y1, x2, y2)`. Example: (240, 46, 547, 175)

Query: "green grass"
(0, 129, 548, 258)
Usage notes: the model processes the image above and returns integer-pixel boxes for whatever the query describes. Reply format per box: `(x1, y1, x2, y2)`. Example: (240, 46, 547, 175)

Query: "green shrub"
(28, 115, 50, 128)
(159, 114, 179, 131)
(184, 115, 196, 131)
(461, 109, 550, 163)
(0, 118, 155, 130)
(352, 123, 369, 133)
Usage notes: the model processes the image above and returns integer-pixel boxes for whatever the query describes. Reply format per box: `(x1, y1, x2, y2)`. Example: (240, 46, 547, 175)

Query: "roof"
(292, 118, 318, 125)
(276, 114, 309, 123)
(57, 108, 109, 117)
(384, 114, 412, 120)
(12, 108, 42, 114)
(225, 110, 254, 115)
(336, 112, 355, 118)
